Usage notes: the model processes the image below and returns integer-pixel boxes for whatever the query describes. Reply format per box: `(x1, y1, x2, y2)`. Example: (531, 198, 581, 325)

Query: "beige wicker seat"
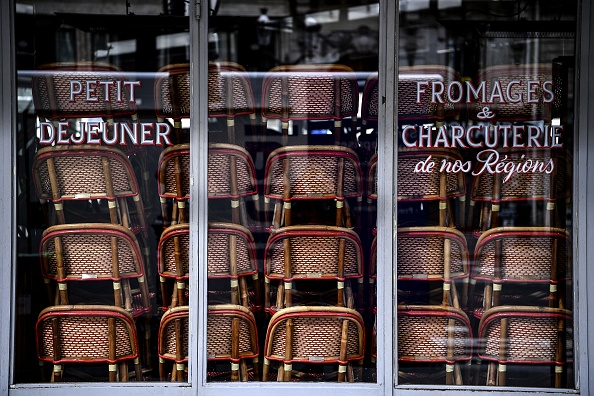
(207, 222, 261, 311)
(397, 148, 466, 227)
(207, 304, 259, 382)
(262, 306, 365, 382)
(467, 148, 572, 232)
(263, 225, 364, 313)
(264, 145, 363, 230)
(261, 64, 359, 147)
(471, 226, 571, 318)
(158, 223, 190, 310)
(478, 306, 572, 387)
(36, 305, 143, 382)
(158, 305, 189, 381)
(397, 305, 472, 385)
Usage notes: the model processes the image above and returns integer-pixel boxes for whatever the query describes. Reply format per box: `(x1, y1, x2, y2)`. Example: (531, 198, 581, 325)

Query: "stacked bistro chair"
(259, 64, 367, 382)
(158, 223, 190, 311)
(154, 63, 191, 143)
(471, 227, 572, 386)
(207, 304, 260, 381)
(36, 305, 144, 382)
(158, 305, 189, 381)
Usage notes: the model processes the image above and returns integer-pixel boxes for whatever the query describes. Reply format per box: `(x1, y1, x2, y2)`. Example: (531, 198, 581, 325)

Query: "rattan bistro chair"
(261, 64, 359, 146)
(208, 222, 261, 311)
(158, 223, 190, 310)
(36, 305, 143, 382)
(478, 306, 572, 387)
(264, 225, 364, 313)
(155, 63, 191, 142)
(264, 145, 363, 230)
(158, 144, 190, 227)
(262, 306, 365, 382)
(471, 227, 571, 318)
(158, 305, 189, 381)
(397, 304, 473, 385)
(207, 304, 260, 382)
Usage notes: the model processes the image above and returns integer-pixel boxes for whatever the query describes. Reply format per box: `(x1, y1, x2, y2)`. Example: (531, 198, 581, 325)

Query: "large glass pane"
(396, 0, 576, 388)
(206, 1, 379, 383)
(14, 0, 190, 383)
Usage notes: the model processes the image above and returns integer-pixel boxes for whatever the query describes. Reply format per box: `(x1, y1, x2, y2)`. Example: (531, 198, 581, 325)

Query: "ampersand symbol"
(477, 106, 495, 120)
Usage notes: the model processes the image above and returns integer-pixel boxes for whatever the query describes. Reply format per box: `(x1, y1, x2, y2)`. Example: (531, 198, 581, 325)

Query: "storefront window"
(396, 0, 576, 388)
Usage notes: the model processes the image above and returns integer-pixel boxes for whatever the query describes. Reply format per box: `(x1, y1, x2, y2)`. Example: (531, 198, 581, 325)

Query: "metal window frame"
(1, 0, 593, 395)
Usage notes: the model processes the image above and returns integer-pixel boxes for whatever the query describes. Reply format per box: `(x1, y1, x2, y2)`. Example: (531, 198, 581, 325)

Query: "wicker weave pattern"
(398, 156, 462, 199)
(44, 233, 138, 277)
(161, 152, 191, 197)
(267, 155, 360, 198)
(481, 316, 560, 362)
(207, 315, 255, 357)
(362, 74, 379, 122)
(160, 315, 189, 360)
(397, 234, 465, 277)
(207, 232, 254, 275)
(208, 151, 257, 197)
(397, 314, 471, 360)
(208, 70, 254, 116)
(160, 232, 190, 276)
(269, 316, 361, 360)
(263, 72, 357, 120)
(155, 69, 191, 118)
(475, 235, 568, 280)
(36, 153, 134, 198)
(267, 235, 360, 277)
(39, 315, 133, 360)
(469, 65, 553, 121)
(32, 69, 135, 118)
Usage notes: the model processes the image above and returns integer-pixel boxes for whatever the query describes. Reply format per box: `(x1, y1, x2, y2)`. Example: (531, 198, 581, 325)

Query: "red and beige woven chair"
(467, 64, 558, 125)
(471, 226, 571, 319)
(39, 223, 153, 365)
(261, 64, 359, 146)
(477, 305, 572, 387)
(36, 305, 143, 382)
(158, 223, 190, 310)
(263, 225, 364, 313)
(467, 148, 572, 232)
(207, 222, 261, 311)
(397, 304, 473, 385)
(361, 72, 379, 131)
(158, 305, 189, 381)
(397, 148, 467, 227)
(158, 144, 190, 227)
(366, 153, 378, 230)
(207, 304, 260, 382)
(208, 143, 260, 228)
(398, 65, 461, 127)
(262, 306, 365, 382)
(397, 227, 470, 309)
(154, 63, 191, 143)
(264, 145, 363, 230)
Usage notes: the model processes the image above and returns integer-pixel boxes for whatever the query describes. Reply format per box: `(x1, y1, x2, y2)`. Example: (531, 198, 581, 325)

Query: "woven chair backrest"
(154, 63, 191, 120)
(474, 227, 570, 282)
(397, 305, 472, 362)
(397, 227, 469, 280)
(206, 304, 259, 361)
(264, 307, 365, 364)
(158, 306, 189, 363)
(40, 223, 145, 281)
(478, 306, 572, 364)
(36, 305, 138, 364)
(33, 145, 140, 202)
(265, 145, 363, 200)
(265, 225, 363, 280)
(158, 223, 190, 279)
(207, 222, 257, 278)
(158, 143, 191, 199)
(208, 62, 256, 118)
(208, 143, 258, 198)
(262, 64, 359, 122)
(32, 62, 137, 120)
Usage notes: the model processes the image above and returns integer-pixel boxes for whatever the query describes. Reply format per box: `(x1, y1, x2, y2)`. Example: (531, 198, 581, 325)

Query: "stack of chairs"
(466, 63, 573, 388)
(260, 64, 366, 382)
(31, 62, 153, 382)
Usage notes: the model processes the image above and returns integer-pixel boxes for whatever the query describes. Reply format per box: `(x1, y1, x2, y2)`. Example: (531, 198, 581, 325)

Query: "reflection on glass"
(397, 0, 576, 388)
(15, 0, 190, 383)
(206, 1, 379, 383)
